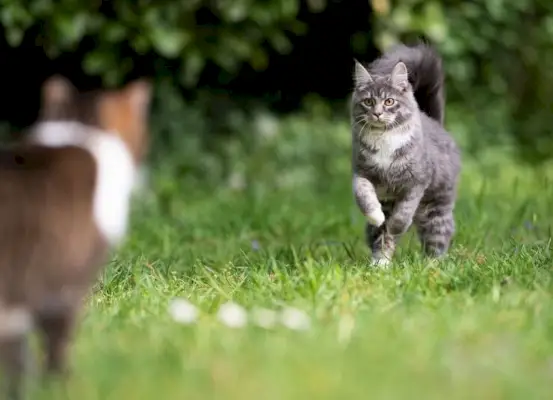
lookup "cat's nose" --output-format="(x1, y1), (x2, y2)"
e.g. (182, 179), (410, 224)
(373, 112), (382, 118)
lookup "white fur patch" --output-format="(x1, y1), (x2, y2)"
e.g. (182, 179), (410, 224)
(364, 129), (413, 170)
(30, 122), (136, 246)
(367, 207), (385, 227)
(0, 305), (32, 338)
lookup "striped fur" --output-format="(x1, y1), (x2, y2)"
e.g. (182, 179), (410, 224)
(351, 43), (461, 266)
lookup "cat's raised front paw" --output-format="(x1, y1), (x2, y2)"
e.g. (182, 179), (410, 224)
(366, 208), (385, 227)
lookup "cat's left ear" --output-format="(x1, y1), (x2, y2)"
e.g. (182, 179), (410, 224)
(40, 75), (76, 119)
(354, 59), (373, 86)
(391, 62), (409, 91)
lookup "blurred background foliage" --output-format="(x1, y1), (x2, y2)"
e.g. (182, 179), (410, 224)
(0, 0), (551, 185)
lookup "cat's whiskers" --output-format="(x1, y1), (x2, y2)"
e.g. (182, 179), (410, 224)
(353, 117), (367, 128)
(384, 119), (398, 130)
(354, 115), (370, 127)
(360, 120), (371, 136)
(352, 115), (370, 135)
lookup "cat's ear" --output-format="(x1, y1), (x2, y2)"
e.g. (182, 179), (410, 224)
(97, 79), (152, 137)
(41, 75), (75, 105)
(391, 62), (409, 91)
(122, 79), (152, 121)
(97, 79), (152, 163)
(354, 59), (373, 86)
(40, 75), (76, 119)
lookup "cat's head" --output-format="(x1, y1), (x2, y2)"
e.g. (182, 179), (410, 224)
(38, 76), (152, 164)
(351, 61), (417, 134)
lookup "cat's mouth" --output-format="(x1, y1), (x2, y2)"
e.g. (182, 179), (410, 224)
(368, 114), (389, 125)
(369, 120), (388, 129)
(355, 115), (391, 135)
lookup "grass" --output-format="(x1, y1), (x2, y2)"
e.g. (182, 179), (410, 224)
(34, 112), (553, 399)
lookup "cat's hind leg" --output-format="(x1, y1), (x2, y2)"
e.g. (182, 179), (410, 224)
(414, 200), (455, 258)
(0, 306), (33, 400)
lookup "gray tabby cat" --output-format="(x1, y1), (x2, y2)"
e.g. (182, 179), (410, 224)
(351, 43), (461, 267)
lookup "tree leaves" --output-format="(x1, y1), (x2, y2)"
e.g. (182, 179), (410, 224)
(149, 28), (190, 58)
(0, 0), (312, 86)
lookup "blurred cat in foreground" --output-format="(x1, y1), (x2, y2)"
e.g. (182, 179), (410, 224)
(0, 76), (151, 399)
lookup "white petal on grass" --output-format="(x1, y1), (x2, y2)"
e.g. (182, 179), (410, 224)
(337, 314), (355, 344)
(217, 301), (248, 328)
(228, 171), (246, 190)
(169, 298), (198, 325)
(251, 307), (278, 329)
(280, 307), (311, 331)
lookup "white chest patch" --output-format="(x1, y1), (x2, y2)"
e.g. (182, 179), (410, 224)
(30, 121), (136, 246)
(364, 129), (413, 170)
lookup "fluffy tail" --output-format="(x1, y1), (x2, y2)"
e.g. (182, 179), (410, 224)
(369, 43), (445, 125)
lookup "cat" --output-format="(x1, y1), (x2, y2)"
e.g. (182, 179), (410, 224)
(350, 43), (461, 267)
(0, 75), (151, 399)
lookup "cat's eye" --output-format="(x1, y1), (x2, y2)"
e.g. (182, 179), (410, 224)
(384, 98), (395, 106)
(363, 98), (375, 107)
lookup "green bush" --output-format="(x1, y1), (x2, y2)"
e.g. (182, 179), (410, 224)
(0, 0), (314, 86)
(2, 0), (553, 161)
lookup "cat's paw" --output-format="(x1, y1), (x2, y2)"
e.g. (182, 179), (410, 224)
(366, 208), (385, 227)
(371, 257), (391, 268)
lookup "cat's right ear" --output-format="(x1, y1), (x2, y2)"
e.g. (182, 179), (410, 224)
(354, 59), (373, 86)
(123, 79), (152, 122)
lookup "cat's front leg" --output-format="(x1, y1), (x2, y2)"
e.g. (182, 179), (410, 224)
(387, 185), (426, 235)
(352, 173), (384, 226)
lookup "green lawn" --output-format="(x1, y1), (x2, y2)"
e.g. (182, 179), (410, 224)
(35, 113), (553, 399)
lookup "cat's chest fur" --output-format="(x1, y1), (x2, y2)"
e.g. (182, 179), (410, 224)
(358, 129), (412, 170)
(356, 129), (416, 201)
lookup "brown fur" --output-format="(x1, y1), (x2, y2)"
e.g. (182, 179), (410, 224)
(0, 77), (151, 399)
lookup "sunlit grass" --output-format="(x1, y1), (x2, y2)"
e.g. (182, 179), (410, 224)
(34, 114), (553, 399)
